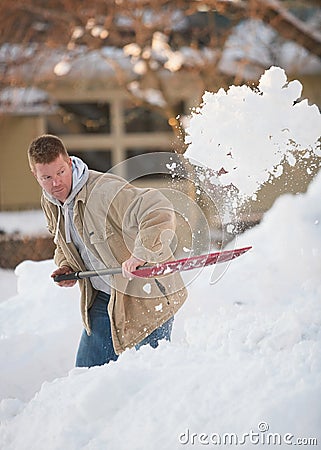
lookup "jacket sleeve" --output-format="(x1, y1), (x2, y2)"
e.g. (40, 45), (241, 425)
(110, 182), (176, 263)
(53, 243), (71, 269)
(41, 196), (71, 268)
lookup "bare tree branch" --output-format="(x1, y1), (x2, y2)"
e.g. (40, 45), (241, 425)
(187, 0), (321, 58)
(249, 0), (321, 58)
(0, 0), (320, 143)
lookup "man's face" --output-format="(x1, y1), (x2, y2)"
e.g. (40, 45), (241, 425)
(33, 154), (73, 203)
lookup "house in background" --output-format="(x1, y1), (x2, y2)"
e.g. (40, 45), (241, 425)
(0, 9), (320, 215)
(0, 47), (196, 210)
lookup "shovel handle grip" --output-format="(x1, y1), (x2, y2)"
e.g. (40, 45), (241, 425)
(53, 272), (80, 282)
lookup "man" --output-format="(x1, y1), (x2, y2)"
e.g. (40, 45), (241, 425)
(28, 134), (187, 367)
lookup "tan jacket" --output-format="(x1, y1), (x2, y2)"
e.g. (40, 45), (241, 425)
(41, 170), (188, 354)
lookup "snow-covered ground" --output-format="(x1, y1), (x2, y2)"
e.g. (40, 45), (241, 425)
(0, 67), (320, 449)
(1, 170), (320, 449)
(0, 269), (17, 301)
(0, 209), (47, 235)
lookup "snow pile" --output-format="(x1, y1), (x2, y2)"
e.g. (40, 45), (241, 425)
(0, 269), (17, 300)
(184, 66), (321, 202)
(0, 261), (81, 403)
(0, 169), (321, 449)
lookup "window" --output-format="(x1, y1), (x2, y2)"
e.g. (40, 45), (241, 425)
(124, 148), (182, 181)
(47, 102), (111, 135)
(69, 150), (112, 172)
(124, 103), (171, 133)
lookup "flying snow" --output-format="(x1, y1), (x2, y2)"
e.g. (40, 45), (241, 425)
(184, 66), (321, 201)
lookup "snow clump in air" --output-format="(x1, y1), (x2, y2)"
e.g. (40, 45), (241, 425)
(184, 66), (321, 203)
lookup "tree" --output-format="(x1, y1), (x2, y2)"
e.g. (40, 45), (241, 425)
(0, 0), (320, 150)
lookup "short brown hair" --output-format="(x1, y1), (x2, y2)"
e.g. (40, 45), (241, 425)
(28, 134), (69, 170)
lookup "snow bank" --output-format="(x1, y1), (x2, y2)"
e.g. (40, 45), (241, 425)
(0, 269), (17, 301)
(0, 260), (81, 403)
(1, 169), (321, 449)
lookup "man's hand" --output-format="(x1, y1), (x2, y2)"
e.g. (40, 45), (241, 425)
(51, 265), (77, 287)
(122, 256), (145, 279)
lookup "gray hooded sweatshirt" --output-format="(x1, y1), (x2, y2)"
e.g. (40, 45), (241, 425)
(44, 156), (111, 294)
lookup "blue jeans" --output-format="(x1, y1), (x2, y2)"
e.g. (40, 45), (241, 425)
(75, 291), (174, 368)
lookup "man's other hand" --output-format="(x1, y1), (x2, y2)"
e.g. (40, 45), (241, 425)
(51, 265), (77, 287)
